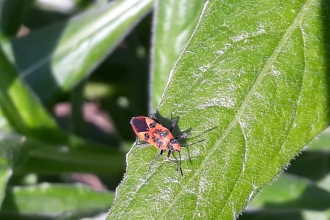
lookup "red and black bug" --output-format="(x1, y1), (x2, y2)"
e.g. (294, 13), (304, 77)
(130, 113), (204, 176)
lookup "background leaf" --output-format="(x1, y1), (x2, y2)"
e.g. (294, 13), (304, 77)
(0, 108), (11, 131)
(3, 0), (153, 102)
(241, 127), (330, 220)
(0, 47), (69, 143)
(1, 183), (114, 218)
(108, 0), (330, 218)
(150, 0), (205, 110)
(0, 130), (125, 209)
(0, 0), (32, 37)
(0, 131), (125, 174)
(247, 173), (330, 210)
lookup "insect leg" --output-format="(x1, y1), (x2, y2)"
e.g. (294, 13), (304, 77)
(168, 151), (183, 176)
(169, 113), (177, 131)
(149, 150), (164, 170)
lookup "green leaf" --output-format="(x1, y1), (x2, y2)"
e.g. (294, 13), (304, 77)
(244, 136), (330, 220)
(1, 183), (114, 217)
(307, 126), (330, 151)
(4, 0), (153, 101)
(0, 45), (120, 148)
(247, 173), (330, 210)
(242, 173), (330, 220)
(0, 108), (11, 131)
(108, 0), (329, 219)
(0, 46), (68, 144)
(151, 0), (205, 110)
(0, 156), (12, 208)
(0, 131), (124, 208)
(286, 150), (330, 184)
(0, 132), (125, 175)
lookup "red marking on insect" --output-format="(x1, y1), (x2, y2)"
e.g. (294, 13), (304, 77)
(130, 113), (205, 176)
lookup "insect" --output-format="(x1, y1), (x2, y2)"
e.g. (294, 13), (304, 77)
(130, 113), (204, 176)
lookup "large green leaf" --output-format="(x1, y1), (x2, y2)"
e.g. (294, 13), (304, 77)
(151, 0), (205, 109)
(1, 184), (114, 218)
(3, 0), (153, 102)
(108, 0), (329, 219)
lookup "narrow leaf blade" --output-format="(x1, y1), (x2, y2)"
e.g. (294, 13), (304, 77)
(151, 0), (205, 109)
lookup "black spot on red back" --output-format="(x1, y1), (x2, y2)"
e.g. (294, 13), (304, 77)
(149, 121), (157, 128)
(144, 133), (150, 141)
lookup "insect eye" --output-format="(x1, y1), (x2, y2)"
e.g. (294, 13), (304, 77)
(144, 133), (150, 141)
(149, 121), (156, 128)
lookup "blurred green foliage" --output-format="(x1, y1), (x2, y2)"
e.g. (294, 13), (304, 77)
(0, 0), (330, 219)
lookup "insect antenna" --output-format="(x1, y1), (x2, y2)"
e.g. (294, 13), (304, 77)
(182, 139), (205, 148)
